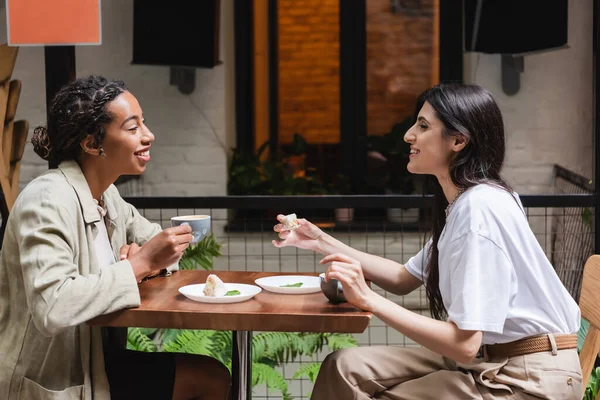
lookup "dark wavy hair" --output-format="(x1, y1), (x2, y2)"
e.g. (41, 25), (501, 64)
(31, 75), (128, 167)
(416, 83), (513, 321)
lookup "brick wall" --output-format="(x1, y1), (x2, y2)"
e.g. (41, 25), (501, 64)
(277, 0), (435, 142)
(366, 0), (434, 136)
(278, 0), (340, 145)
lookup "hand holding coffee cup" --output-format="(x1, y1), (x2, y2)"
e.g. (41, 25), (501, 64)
(171, 215), (211, 243)
(127, 224), (193, 280)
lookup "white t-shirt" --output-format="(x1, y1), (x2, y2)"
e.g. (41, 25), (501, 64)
(405, 184), (581, 344)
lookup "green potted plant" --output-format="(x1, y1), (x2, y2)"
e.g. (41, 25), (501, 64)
(228, 133), (326, 197)
(227, 133), (327, 228)
(366, 118), (424, 224)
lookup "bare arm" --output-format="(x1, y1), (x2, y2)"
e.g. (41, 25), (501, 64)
(370, 295), (482, 363)
(316, 233), (422, 295)
(323, 253), (483, 363)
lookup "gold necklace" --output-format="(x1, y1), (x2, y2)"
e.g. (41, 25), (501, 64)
(445, 187), (466, 218)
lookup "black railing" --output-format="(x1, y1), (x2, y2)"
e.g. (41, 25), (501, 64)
(124, 190), (595, 305)
(552, 165), (595, 301)
(124, 193), (595, 209)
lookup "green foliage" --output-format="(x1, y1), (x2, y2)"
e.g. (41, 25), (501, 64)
(583, 367), (600, 400)
(366, 118), (419, 195)
(583, 207), (593, 227)
(325, 333), (358, 351)
(227, 133), (327, 196)
(293, 362), (321, 383)
(179, 233), (222, 271)
(162, 329), (216, 356)
(252, 363), (292, 400)
(578, 318), (590, 353)
(127, 327), (157, 352)
(127, 328), (357, 398)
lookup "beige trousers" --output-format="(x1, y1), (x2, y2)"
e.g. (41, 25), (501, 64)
(311, 345), (582, 399)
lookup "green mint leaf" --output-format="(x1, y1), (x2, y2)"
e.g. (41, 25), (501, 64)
(225, 290), (241, 296)
(280, 282), (303, 288)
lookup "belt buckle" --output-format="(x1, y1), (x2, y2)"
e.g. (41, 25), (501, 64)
(476, 346), (485, 359)
(476, 345), (490, 361)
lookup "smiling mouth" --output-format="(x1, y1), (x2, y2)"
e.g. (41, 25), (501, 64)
(135, 150), (150, 157)
(410, 149), (420, 155)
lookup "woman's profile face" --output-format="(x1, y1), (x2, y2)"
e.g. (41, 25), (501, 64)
(99, 91), (155, 176)
(403, 101), (457, 178)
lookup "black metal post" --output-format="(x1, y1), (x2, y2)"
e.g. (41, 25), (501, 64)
(234, 0), (255, 153)
(438, 0), (463, 83)
(594, 0), (600, 254)
(339, 0), (367, 193)
(230, 330), (252, 400)
(44, 46), (76, 168)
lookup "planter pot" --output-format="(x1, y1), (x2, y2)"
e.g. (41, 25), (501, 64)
(335, 208), (354, 223)
(387, 207), (419, 224)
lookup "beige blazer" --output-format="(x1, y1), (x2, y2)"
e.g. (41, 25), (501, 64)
(0, 160), (164, 399)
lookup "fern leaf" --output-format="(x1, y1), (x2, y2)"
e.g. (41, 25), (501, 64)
(211, 330), (233, 365)
(179, 234), (222, 270)
(154, 329), (182, 351)
(163, 330), (214, 356)
(252, 332), (305, 364)
(326, 333), (358, 351)
(138, 327), (158, 336)
(292, 362), (322, 383)
(179, 256), (196, 271)
(252, 362), (292, 399)
(127, 327), (157, 352)
(299, 333), (327, 355)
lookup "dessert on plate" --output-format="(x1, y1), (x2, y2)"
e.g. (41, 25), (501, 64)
(203, 274), (227, 297)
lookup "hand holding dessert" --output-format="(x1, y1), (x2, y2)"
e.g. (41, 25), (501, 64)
(272, 213), (325, 252)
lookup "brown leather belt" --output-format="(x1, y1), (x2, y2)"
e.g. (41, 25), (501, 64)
(482, 334), (578, 358)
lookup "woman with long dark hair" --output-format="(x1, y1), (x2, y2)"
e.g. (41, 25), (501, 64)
(0, 75), (230, 399)
(273, 83), (582, 399)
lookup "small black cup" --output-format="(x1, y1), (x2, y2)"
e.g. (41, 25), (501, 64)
(319, 273), (347, 304)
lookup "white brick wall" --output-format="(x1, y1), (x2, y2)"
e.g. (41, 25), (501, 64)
(0, 0), (233, 196)
(464, 0), (594, 194)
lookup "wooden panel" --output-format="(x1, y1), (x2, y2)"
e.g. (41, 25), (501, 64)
(580, 255), (600, 328)
(579, 255), (600, 391)
(3, 80), (21, 173)
(253, 0), (270, 151)
(88, 271), (371, 333)
(580, 325), (600, 390)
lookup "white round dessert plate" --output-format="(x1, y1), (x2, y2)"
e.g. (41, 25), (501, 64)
(254, 275), (321, 294)
(178, 283), (262, 304)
